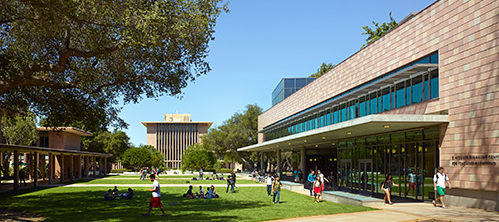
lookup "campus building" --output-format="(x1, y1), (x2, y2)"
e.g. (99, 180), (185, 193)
(142, 114), (212, 168)
(238, 0), (498, 211)
(272, 78), (316, 106)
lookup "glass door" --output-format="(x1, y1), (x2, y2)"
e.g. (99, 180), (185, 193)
(359, 159), (373, 194)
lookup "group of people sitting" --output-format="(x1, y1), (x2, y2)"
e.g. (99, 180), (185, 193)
(104, 186), (134, 200)
(191, 174), (225, 181)
(183, 185), (220, 199)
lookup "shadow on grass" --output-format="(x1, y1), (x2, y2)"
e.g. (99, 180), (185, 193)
(0, 189), (266, 222)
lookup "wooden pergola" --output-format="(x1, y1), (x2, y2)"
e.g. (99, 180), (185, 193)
(0, 143), (112, 190)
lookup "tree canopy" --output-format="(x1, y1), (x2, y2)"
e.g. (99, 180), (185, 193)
(201, 104), (262, 169)
(309, 62), (334, 78)
(81, 130), (131, 162)
(361, 12), (398, 48)
(0, 0), (228, 129)
(181, 143), (216, 171)
(122, 145), (164, 170)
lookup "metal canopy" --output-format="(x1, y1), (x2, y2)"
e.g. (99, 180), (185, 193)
(0, 143), (112, 157)
(239, 114), (448, 152)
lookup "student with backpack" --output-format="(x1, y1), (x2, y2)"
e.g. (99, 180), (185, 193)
(433, 167), (451, 208)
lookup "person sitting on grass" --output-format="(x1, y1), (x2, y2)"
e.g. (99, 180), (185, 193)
(104, 189), (113, 200)
(122, 188), (134, 199)
(210, 185), (219, 198)
(183, 185), (195, 199)
(205, 187), (214, 199)
(112, 186), (120, 199)
(197, 186), (205, 199)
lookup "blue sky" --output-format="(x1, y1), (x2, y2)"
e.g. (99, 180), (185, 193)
(119, 0), (435, 146)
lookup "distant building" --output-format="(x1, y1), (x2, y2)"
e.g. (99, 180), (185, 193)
(142, 114), (212, 168)
(272, 78), (315, 106)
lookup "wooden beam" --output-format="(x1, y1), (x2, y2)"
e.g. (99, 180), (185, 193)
(34, 152), (38, 187)
(99, 157), (103, 176)
(28, 153), (33, 181)
(41, 154), (46, 181)
(13, 150), (19, 190)
(77, 155), (82, 179)
(84, 156), (89, 177)
(48, 153), (53, 184)
(92, 156), (96, 177)
(104, 158), (107, 175)
(70, 155), (74, 181)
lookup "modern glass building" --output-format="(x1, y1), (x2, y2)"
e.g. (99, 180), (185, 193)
(272, 78), (316, 106)
(238, 0), (498, 211)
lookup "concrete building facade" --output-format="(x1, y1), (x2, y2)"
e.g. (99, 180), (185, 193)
(239, 0), (498, 211)
(143, 114), (212, 168)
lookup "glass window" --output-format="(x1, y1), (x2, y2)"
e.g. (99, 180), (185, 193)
(391, 87), (396, 109)
(424, 75), (430, 100)
(430, 71), (439, 99)
(406, 80), (412, 105)
(382, 88), (390, 112)
(284, 88), (293, 98)
(341, 104), (347, 122)
(349, 101), (356, 120)
(333, 107), (339, 124)
(430, 52), (438, 64)
(412, 76), (422, 103)
(284, 79), (295, 88)
(378, 92), (383, 113)
(396, 82), (405, 108)
(326, 112), (331, 125)
(296, 78), (306, 88)
(370, 93), (377, 114)
(359, 97), (366, 117)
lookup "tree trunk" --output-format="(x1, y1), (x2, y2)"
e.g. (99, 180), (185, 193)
(2, 152), (11, 178)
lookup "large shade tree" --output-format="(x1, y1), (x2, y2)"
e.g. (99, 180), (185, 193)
(202, 104), (262, 169)
(0, 0), (228, 128)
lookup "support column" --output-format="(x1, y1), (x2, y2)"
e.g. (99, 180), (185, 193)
(77, 155), (82, 179)
(60, 154), (64, 183)
(29, 152), (33, 181)
(300, 147), (306, 177)
(276, 149), (281, 177)
(34, 152), (38, 187)
(13, 150), (19, 190)
(84, 156), (89, 177)
(99, 157), (103, 176)
(69, 155), (74, 181)
(48, 153), (53, 184)
(92, 156), (96, 177)
(260, 152), (264, 173)
(104, 158), (107, 175)
(41, 154), (46, 181)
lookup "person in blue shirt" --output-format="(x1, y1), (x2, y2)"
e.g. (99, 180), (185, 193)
(307, 170), (316, 196)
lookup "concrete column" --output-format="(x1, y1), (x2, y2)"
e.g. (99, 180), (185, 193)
(92, 156), (96, 177)
(277, 149), (281, 177)
(60, 154), (64, 183)
(99, 157), (103, 176)
(69, 155), (74, 181)
(41, 154), (46, 181)
(260, 152), (264, 173)
(300, 147), (306, 176)
(103, 158), (107, 175)
(28, 152), (33, 181)
(34, 152), (38, 187)
(13, 150), (19, 190)
(48, 153), (53, 184)
(84, 156), (89, 177)
(77, 155), (82, 179)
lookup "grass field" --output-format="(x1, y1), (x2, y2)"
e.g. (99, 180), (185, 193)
(0, 186), (374, 221)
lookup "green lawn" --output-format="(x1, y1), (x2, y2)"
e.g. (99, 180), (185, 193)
(0, 186), (374, 221)
(107, 175), (230, 179)
(73, 178), (258, 185)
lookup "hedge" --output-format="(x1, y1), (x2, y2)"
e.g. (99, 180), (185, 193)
(110, 169), (130, 173)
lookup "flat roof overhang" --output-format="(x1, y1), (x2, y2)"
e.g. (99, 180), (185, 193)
(141, 121), (213, 128)
(238, 114), (448, 152)
(0, 144), (112, 157)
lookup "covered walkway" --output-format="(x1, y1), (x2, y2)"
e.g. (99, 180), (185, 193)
(0, 144), (111, 190)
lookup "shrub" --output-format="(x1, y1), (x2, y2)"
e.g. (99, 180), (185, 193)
(110, 169), (130, 173)
(218, 168), (232, 173)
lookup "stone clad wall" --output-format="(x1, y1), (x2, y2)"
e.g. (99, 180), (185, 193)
(259, 0), (498, 193)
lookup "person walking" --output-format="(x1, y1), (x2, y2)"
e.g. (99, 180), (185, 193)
(265, 173), (273, 197)
(307, 170), (316, 196)
(381, 173), (398, 205)
(143, 174), (166, 217)
(313, 176), (322, 203)
(433, 167), (451, 208)
(272, 176), (282, 204)
(226, 173), (232, 193)
(407, 169), (416, 195)
(317, 170), (328, 198)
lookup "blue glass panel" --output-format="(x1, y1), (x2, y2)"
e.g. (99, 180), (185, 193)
(359, 101), (366, 117)
(296, 79), (306, 88)
(430, 53), (439, 64)
(378, 96), (383, 113)
(284, 79), (295, 88)
(406, 85), (412, 105)
(396, 87), (405, 108)
(431, 75), (439, 99)
(415, 56), (429, 64)
(326, 113), (331, 125)
(412, 76), (422, 103)
(424, 78), (429, 100)
(370, 97), (377, 114)
(341, 108), (346, 122)
(383, 92), (390, 112)
(349, 105), (356, 120)
(333, 110), (339, 124)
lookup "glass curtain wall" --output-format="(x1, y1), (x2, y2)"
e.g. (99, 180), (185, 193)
(336, 126), (440, 201)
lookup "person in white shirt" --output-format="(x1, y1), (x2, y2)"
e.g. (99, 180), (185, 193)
(433, 167), (451, 208)
(265, 173), (273, 197)
(143, 174), (166, 217)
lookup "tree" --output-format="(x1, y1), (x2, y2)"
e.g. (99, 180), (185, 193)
(181, 143), (216, 171)
(202, 104), (262, 169)
(0, 114), (38, 178)
(310, 62), (334, 78)
(81, 130), (131, 162)
(0, 0), (228, 129)
(121, 145), (164, 171)
(361, 12), (398, 48)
